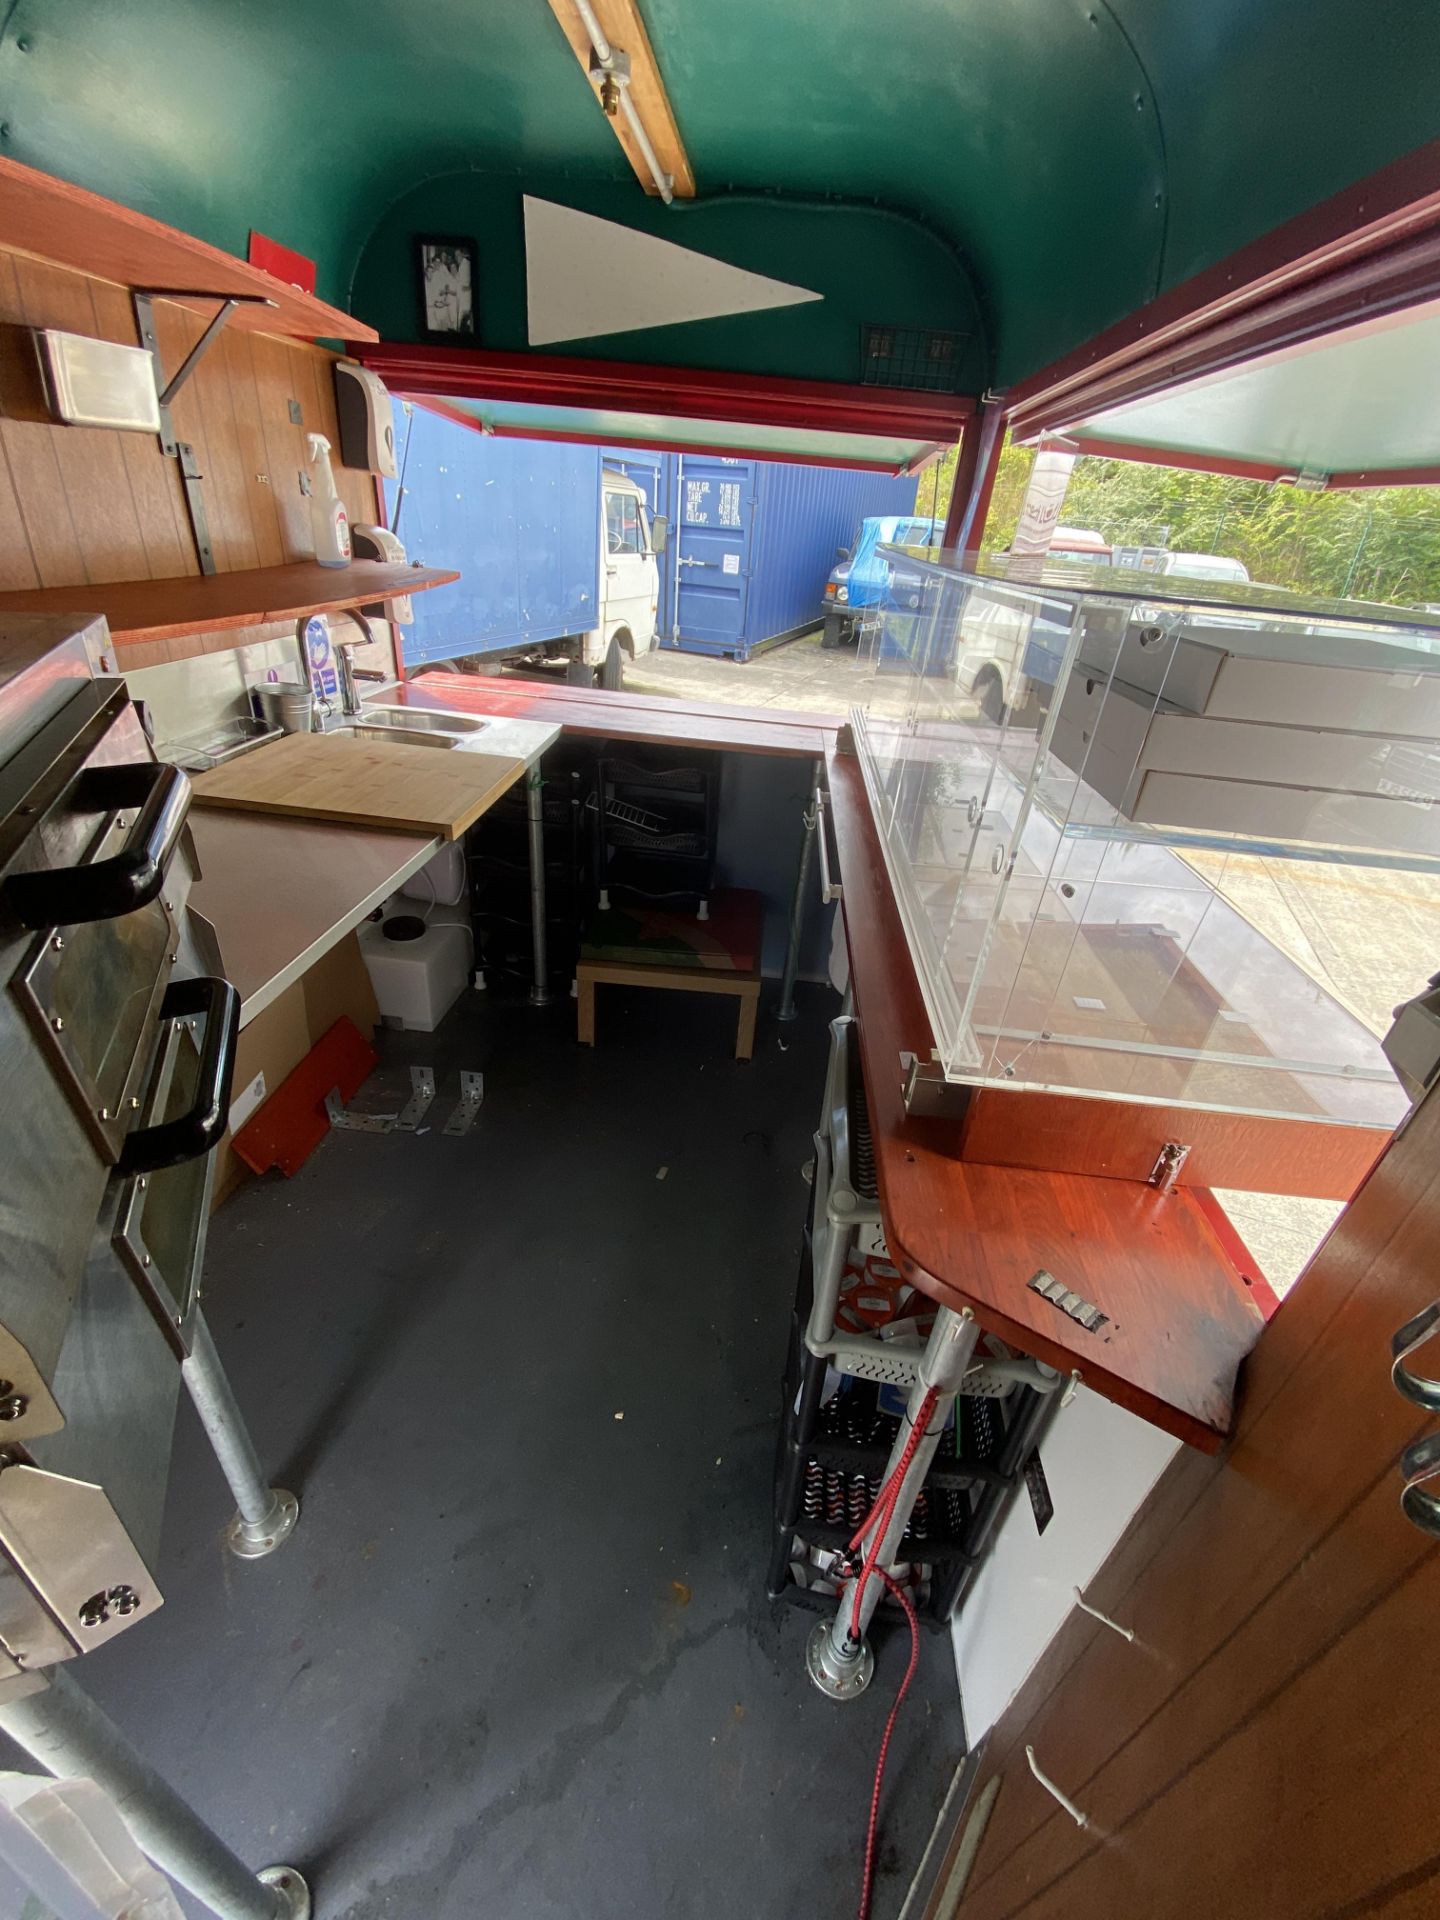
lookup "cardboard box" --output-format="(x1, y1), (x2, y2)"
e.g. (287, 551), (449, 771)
(210, 929), (380, 1210)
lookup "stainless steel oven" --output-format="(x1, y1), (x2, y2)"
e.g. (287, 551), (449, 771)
(0, 614), (240, 1687)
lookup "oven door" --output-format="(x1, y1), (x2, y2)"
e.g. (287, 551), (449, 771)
(5, 685), (193, 1166)
(112, 973), (241, 1357)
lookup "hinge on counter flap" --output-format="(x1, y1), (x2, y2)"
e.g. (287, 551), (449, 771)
(1148, 1140), (1191, 1192)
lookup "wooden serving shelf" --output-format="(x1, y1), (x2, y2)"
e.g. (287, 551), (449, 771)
(0, 561), (459, 652)
(0, 154), (376, 342)
(826, 745), (1268, 1453)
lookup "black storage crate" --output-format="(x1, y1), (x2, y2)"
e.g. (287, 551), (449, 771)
(767, 1207), (1055, 1631)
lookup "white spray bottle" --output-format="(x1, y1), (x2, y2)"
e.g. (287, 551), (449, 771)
(306, 433), (351, 567)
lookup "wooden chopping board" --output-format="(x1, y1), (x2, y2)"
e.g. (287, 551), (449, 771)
(189, 731), (526, 840)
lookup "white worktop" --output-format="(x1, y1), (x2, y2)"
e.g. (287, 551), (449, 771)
(188, 711), (559, 1024)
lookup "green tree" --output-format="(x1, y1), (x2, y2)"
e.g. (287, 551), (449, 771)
(990, 443), (1440, 606)
(919, 436), (1440, 606)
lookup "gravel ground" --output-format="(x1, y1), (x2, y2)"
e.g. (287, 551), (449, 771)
(623, 630), (1436, 1297)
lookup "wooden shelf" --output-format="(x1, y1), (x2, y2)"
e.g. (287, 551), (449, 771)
(0, 560), (459, 650)
(825, 747), (1266, 1454)
(0, 155), (377, 342)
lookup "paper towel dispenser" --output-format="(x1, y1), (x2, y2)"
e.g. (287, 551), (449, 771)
(334, 361), (399, 478)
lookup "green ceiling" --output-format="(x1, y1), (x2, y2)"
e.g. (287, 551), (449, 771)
(351, 176), (986, 390)
(3, 0), (1438, 387)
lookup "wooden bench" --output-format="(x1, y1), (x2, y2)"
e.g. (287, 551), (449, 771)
(576, 959), (760, 1059)
(575, 886), (762, 1061)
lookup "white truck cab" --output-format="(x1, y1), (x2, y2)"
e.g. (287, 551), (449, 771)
(574, 472), (662, 689)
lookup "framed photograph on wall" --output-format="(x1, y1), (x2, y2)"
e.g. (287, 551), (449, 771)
(415, 235), (477, 340)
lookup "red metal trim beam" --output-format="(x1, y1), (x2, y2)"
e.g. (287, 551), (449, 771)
(1329, 463), (1440, 489)
(1064, 435), (1293, 483)
(357, 342), (974, 442)
(1007, 139), (1440, 443)
(942, 398), (1005, 549)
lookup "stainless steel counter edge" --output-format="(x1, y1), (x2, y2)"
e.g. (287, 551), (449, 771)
(234, 831), (444, 1028)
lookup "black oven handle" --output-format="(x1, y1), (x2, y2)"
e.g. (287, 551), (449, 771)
(7, 761), (192, 931)
(118, 975), (242, 1175)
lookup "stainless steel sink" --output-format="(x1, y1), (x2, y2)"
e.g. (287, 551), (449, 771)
(349, 721), (459, 749)
(358, 707), (488, 734)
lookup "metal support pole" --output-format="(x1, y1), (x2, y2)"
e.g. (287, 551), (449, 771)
(807, 1307), (979, 1700)
(777, 758), (823, 1027)
(526, 763), (552, 1007)
(941, 397), (1007, 554)
(181, 1313), (298, 1561)
(0, 1667), (310, 1919)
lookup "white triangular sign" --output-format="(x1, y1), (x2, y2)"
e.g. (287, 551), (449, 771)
(524, 197), (822, 347)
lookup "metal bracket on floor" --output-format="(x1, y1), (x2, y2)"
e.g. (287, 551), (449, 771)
(443, 1070), (484, 1136)
(325, 1088), (391, 1134)
(325, 1066), (436, 1135)
(396, 1066), (436, 1132)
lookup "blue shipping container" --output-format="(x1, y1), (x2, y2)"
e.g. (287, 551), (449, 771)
(606, 451), (918, 661)
(390, 403), (919, 668)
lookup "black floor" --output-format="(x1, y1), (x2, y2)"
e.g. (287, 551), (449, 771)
(7, 983), (965, 1920)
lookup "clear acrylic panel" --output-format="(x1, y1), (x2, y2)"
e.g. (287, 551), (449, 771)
(850, 550), (1440, 1127)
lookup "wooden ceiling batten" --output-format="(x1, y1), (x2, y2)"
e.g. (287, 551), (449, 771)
(545, 0), (696, 199)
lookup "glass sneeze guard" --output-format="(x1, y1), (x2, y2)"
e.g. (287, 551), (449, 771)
(848, 549), (1440, 1131)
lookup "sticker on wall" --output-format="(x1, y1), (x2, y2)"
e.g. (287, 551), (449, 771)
(301, 614), (339, 706)
(523, 197), (821, 347)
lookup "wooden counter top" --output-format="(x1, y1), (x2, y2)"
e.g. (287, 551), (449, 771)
(826, 745), (1264, 1453)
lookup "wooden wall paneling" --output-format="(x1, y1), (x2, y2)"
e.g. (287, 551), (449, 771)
(248, 334), (313, 557)
(953, 1086), (1440, 1920)
(218, 329), (285, 568)
(963, 1082), (1440, 1881)
(989, 1563), (1436, 1920)
(962, 1146), (1440, 1894)
(84, 280), (193, 581)
(155, 302), (259, 574)
(1351, 1871), (1440, 1920)
(5, 261), (144, 584)
(9, 258), (152, 585)
(0, 238), (388, 696)
(0, 253), (85, 586)
(942, 1450), (1218, 1884)
(964, 1467), (1434, 1915)
(0, 434), (38, 589)
(192, 310), (263, 573)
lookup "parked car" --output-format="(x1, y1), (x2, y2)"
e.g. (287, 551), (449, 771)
(954, 527), (1113, 722)
(821, 513), (945, 647)
(1157, 550), (1251, 584)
